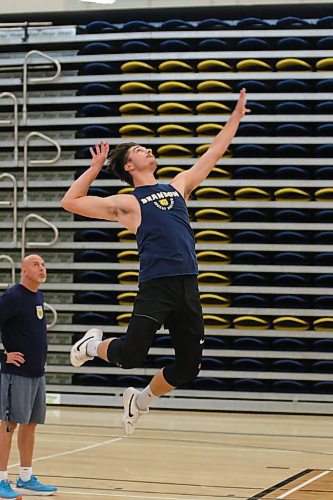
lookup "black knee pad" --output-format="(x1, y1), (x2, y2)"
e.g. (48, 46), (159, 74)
(164, 360), (201, 387)
(107, 314), (159, 369)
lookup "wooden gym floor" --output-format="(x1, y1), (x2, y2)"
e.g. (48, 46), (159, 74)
(4, 406), (333, 499)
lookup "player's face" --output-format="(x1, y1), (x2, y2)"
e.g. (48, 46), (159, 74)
(126, 145), (157, 171)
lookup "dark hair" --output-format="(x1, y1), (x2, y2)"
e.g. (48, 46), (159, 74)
(106, 142), (138, 187)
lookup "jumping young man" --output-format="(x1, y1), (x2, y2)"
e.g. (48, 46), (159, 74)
(61, 88), (249, 435)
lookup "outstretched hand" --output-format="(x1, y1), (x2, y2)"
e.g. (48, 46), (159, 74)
(89, 142), (110, 170)
(6, 351), (25, 367)
(234, 88), (251, 118)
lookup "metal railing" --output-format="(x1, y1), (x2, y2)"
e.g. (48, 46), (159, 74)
(0, 92), (18, 164)
(23, 131), (61, 205)
(21, 213), (59, 260)
(0, 173), (17, 245)
(23, 50), (61, 124)
(0, 254), (15, 288)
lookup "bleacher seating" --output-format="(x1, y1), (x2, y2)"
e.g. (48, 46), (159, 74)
(0, 9), (333, 413)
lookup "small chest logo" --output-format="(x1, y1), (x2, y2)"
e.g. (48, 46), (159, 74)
(154, 198), (174, 210)
(36, 305), (44, 320)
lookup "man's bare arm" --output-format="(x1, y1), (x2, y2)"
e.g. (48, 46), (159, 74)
(171, 89), (250, 198)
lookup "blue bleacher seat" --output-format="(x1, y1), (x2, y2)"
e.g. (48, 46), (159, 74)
(73, 312), (112, 324)
(154, 335), (172, 347)
(316, 37), (333, 50)
(198, 39), (231, 50)
(75, 250), (113, 262)
(197, 18), (230, 29)
(79, 62), (115, 75)
(272, 359), (308, 372)
(315, 167), (333, 179)
(74, 291), (113, 304)
(232, 358), (268, 371)
(275, 79), (311, 92)
(233, 231), (270, 244)
(315, 124), (333, 136)
(233, 273), (267, 286)
(275, 124), (310, 136)
(276, 37), (312, 50)
(193, 377), (228, 390)
(275, 166), (309, 179)
(314, 232), (333, 245)
(315, 79), (333, 92)
(237, 38), (271, 50)
(272, 380), (309, 393)
(159, 39), (192, 51)
(204, 336), (228, 349)
(233, 209), (268, 222)
(315, 210), (333, 222)
(313, 296), (333, 309)
(314, 274), (333, 287)
(273, 231), (309, 244)
(272, 338), (308, 351)
(232, 337), (268, 350)
(314, 252), (333, 265)
(273, 273), (309, 286)
(234, 144), (270, 157)
(233, 294), (269, 308)
(74, 271), (112, 283)
(79, 42), (115, 55)
(83, 20), (117, 33)
(232, 379), (269, 391)
(313, 339), (333, 352)
(233, 251), (270, 265)
(313, 381), (333, 394)
(237, 123), (268, 136)
(152, 356), (175, 368)
(316, 16), (333, 28)
(237, 17), (270, 29)
(273, 252), (310, 265)
(201, 357), (225, 369)
(161, 19), (194, 29)
(78, 125), (112, 138)
(246, 102), (270, 114)
(315, 145), (333, 158)
(236, 80), (270, 92)
(274, 145), (308, 158)
(117, 375), (147, 387)
(274, 209), (308, 222)
(315, 102), (333, 114)
(76, 374), (111, 386)
(312, 361), (333, 373)
(78, 83), (114, 95)
(272, 295), (310, 309)
(121, 40), (151, 52)
(234, 166), (270, 179)
(122, 20), (153, 31)
(275, 102), (311, 114)
(78, 103), (114, 117)
(276, 16), (310, 28)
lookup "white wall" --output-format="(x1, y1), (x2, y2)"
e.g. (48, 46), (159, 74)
(1, 0), (332, 15)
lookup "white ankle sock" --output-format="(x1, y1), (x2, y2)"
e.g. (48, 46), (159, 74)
(19, 466), (32, 482)
(136, 385), (158, 411)
(86, 340), (102, 357)
(0, 470), (8, 481)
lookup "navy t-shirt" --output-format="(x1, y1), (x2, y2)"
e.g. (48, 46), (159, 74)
(132, 183), (198, 282)
(0, 283), (47, 377)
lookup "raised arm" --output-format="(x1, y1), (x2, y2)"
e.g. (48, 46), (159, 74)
(171, 88), (250, 198)
(61, 142), (119, 220)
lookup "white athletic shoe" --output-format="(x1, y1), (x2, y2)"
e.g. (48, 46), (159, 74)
(122, 387), (149, 436)
(70, 328), (103, 367)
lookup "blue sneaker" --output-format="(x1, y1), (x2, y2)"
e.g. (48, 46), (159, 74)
(15, 476), (57, 496)
(0, 479), (21, 499)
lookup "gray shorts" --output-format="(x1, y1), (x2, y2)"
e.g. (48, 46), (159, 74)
(0, 373), (46, 424)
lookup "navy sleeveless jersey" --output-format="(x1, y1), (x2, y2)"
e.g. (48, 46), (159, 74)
(132, 183), (198, 282)
(0, 283), (47, 377)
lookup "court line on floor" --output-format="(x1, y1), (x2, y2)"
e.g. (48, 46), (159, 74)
(7, 436), (124, 468)
(277, 467), (333, 499)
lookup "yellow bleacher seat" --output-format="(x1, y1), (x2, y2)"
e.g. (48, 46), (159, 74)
(315, 188), (333, 201)
(118, 187), (134, 194)
(196, 144), (210, 155)
(316, 58), (333, 70)
(116, 313), (132, 326)
(158, 60), (194, 72)
(236, 59), (273, 71)
(197, 60), (232, 72)
(121, 61), (155, 72)
(233, 315), (270, 329)
(275, 58), (312, 71)
(157, 144), (192, 157)
(198, 272), (230, 285)
(197, 80), (232, 92)
(196, 123), (223, 136)
(196, 250), (231, 264)
(117, 271), (139, 284)
(235, 187), (271, 201)
(119, 102), (155, 115)
(195, 187), (232, 199)
(313, 318), (333, 331)
(158, 81), (194, 92)
(194, 208), (231, 221)
(157, 124), (193, 136)
(203, 314), (230, 328)
(273, 316), (310, 330)
(210, 166), (231, 178)
(274, 187), (311, 201)
(119, 124), (155, 137)
(119, 82), (154, 93)
(196, 102), (231, 114)
(200, 293), (230, 307)
(117, 292), (137, 305)
(156, 166), (184, 177)
(117, 250), (139, 262)
(117, 229), (136, 241)
(157, 102), (193, 114)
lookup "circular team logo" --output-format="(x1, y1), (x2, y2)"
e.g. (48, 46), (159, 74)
(154, 198), (174, 210)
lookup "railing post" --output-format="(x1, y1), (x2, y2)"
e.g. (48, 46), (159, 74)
(0, 92), (18, 164)
(21, 213), (59, 260)
(0, 173), (17, 246)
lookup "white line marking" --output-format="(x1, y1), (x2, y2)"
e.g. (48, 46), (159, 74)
(8, 436), (124, 468)
(277, 468), (333, 498)
(60, 490), (185, 499)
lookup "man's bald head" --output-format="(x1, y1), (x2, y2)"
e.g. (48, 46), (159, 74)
(21, 254), (46, 290)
